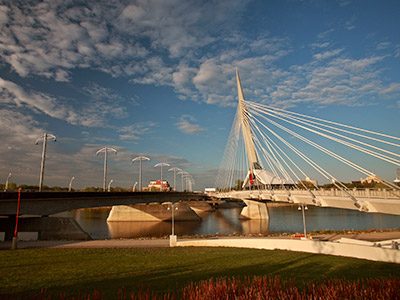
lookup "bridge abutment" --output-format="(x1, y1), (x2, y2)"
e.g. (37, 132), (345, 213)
(240, 199), (269, 220)
(107, 202), (203, 222)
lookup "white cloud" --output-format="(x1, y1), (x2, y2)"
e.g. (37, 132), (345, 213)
(0, 1), (398, 114)
(0, 5), (9, 25)
(0, 77), (133, 128)
(176, 115), (204, 134)
(313, 49), (343, 61)
(267, 55), (398, 107)
(118, 122), (157, 141)
(380, 83), (400, 95)
(0, 76), (79, 122)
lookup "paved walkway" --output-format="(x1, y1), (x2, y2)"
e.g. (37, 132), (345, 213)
(0, 239), (169, 249)
(1, 231), (399, 250)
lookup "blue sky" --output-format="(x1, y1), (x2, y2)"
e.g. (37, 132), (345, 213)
(0, 0), (399, 189)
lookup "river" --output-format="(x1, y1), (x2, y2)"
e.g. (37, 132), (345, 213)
(64, 204), (400, 239)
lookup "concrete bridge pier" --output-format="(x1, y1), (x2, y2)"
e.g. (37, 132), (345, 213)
(240, 199), (269, 220)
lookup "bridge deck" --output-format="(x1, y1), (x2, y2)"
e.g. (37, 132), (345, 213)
(212, 188), (400, 216)
(0, 191), (207, 216)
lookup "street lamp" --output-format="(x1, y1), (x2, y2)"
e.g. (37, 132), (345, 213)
(154, 162), (170, 191)
(96, 147), (117, 191)
(107, 179), (114, 192)
(168, 167), (182, 191)
(68, 176), (75, 192)
(181, 172), (194, 192)
(187, 177), (195, 192)
(4, 172), (11, 192)
(167, 202), (179, 247)
(298, 204), (308, 239)
(177, 170), (188, 192)
(132, 156), (150, 191)
(35, 133), (56, 192)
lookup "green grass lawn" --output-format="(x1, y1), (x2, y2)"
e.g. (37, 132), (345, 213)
(0, 247), (399, 297)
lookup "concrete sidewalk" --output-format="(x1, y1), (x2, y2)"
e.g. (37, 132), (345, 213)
(0, 239), (169, 249)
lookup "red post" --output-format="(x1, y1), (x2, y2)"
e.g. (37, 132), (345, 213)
(11, 188), (21, 250)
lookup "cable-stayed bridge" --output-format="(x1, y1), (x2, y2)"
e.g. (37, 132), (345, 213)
(211, 69), (400, 218)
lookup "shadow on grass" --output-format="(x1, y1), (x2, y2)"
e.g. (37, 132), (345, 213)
(1, 247), (399, 298)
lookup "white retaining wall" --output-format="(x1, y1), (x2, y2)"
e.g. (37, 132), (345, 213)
(177, 238), (400, 264)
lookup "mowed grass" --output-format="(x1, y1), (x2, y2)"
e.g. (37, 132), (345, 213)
(0, 247), (399, 297)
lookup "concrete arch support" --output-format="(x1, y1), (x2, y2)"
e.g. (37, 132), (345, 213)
(240, 199), (269, 220)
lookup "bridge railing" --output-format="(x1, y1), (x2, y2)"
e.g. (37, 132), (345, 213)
(311, 188), (400, 199)
(213, 188), (400, 200)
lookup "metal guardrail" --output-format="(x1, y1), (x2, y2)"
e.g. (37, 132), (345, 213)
(212, 188), (400, 200)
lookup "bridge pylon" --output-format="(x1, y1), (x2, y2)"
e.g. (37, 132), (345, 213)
(236, 69), (289, 190)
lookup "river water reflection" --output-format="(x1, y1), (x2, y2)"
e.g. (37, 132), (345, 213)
(69, 205), (400, 240)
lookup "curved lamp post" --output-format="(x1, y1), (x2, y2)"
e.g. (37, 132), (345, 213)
(298, 204), (308, 239)
(132, 181), (138, 192)
(35, 133), (56, 192)
(168, 167), (182, 191)
(4, 172), (12, 192)
(107, 179), (114, 192)
(183, 174), (194, 192)
(177, 170), (188, 192)
(132, 156), (150, 191)
(154, 162), (170, 191)
(68, 176), (75, 192)
(96, 147), (117, 191)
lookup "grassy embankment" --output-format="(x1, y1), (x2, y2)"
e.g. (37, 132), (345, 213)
(0, 247), (399, 297)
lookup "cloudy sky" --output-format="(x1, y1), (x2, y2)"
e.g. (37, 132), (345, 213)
(0, 0), (399, 189)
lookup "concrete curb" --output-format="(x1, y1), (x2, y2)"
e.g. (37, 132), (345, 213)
(177, 238), (400, 264)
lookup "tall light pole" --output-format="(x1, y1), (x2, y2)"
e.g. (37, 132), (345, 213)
(187, 177), (195, 192)
(96, 147), (117, 191)
(183, 174), (194, 192)
(68, 176), (75, 192)
(107, 179), (113, 192)
(4, 172), (12, 192)
(132, 156), (150, 191)
(298, 204), (308, 239)
(167, 202), (179, 247)
(154, 162), (170, 191)
(177, 170), (188, 192)
(35, 133), (56, 192)
(168, 167), (182, 191)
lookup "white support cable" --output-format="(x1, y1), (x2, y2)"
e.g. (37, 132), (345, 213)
(250, 103), (400, 192)
(252, 103), (400, 156)
(250, 107), (400, 191)
(253, 133), (282, 178)
(248, 103), (400, 165)
(251, 105), (381, 176)
(249, 114), (313, 190)
(216, 111), (242, 190)
(250, 117), (293, 181)
(251, 110), (332, 180)
(249, 101), (400, 145)
(255, 115), (353, 194)
(250, 112), (325, 190)
(250, 108), (352, 188)
(252, 134), (279, 177)
(228, 123), (241, 189)
(251, 105), (400, 192)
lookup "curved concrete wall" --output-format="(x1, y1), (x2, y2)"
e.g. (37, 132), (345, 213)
(177, 238), (400, 264)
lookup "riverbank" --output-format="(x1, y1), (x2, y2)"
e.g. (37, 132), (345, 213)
(1, 229), (399, 250)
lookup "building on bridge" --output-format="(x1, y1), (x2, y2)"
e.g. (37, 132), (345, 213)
(361, 175), (382, 184)
(144, 180), (171, 192)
